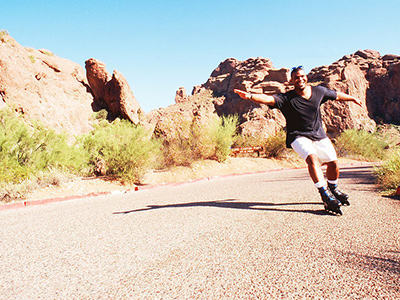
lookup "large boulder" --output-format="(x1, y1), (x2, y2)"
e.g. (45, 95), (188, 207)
(309, 61), (375, 136)
(0, 32), (94, 135)
(367, 60), (400, 124)
(175, 87), (189, 104)
(308, 49), (400, 134)
(85, 58), (143, 124)
(194, 57), (289, 138)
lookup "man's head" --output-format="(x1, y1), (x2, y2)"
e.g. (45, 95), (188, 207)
(290, 66), (308, 91)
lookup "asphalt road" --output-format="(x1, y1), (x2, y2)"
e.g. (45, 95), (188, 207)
(1, 164), (399, 299)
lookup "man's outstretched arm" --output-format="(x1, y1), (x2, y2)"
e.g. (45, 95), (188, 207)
(336, 92), (363, 107)
(234, 89), (275, 106)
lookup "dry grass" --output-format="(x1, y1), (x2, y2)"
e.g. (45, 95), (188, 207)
(0, 170), (73, 203)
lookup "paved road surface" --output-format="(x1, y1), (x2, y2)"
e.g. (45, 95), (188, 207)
(1, 164), (399, 299)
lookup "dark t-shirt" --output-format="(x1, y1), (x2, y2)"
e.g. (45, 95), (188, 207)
(272, 85), (337, 148)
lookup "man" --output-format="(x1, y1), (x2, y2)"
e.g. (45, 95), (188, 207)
(234, 66), (363, 215)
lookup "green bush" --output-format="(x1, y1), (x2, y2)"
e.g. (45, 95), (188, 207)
(160, 115), (238, 166)
(263, 130), (287, 158)
(157, 116), (199, 167)
(80, 118), (161, 183)
(374, 150), (400, 192)
(335, 129), (388, 161)
(212, 115), (238, 162)
(0, 109), (89, 183)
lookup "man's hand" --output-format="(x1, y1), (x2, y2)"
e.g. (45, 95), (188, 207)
(352, 98), (363, 107)
(234, 89), (275, 106)
(234, 89), (251, 100)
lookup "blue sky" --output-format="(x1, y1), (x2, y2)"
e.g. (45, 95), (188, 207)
(2, 0), (399, 112)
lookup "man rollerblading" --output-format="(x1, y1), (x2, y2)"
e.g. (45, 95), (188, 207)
(234, 66), (362, 214)
(328, 182), (350, 206)
(319, 186), (342, 215)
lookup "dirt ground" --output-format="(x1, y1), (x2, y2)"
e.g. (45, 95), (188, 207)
(23, 156), (365, 203)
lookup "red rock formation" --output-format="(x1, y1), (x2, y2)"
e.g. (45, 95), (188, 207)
(191, 50), (400, 139)
(193, 57), (289, 138)
(308, 49), (400, 134)
(85, 58), (143, 124)
(148, 90), (219, 143)
(0, 33), (94, 135)
(367, 58), (400, 124)
(2, 31), (398, 144)
(175, 87), (189, 104)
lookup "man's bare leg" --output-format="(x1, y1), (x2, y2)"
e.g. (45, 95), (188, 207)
(305, 154), (324, 184)
(326, 160), (339, 181)
(306, 154), (342, 214)
(326, 160), (350, 205)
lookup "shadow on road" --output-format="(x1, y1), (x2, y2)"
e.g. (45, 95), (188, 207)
(341, 251), (400, 276)
(338, 165), (375, 181)
(383, 195), (400, 201)
(114, 198), (331, 216)
(114, 165), (376, 217)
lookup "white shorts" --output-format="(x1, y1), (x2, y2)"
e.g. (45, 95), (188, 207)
(291, 137), (337, 163)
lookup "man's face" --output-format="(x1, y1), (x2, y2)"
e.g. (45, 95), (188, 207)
(290, 69), (308, 90)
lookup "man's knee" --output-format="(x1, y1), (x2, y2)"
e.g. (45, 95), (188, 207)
(327, 160), (339, 169)
(306, 154), (319, 166)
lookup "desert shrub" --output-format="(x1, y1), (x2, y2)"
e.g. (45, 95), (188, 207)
(375, 124), (400, 148)
(0, 109), (89, 183)
(212, 115), (238, 162)
(158, 116), (200, 167)
(264, 130), (287, 158)
(0, 180), (36, 203)
(91, 109), (109, 121)
(160, 115), (238, 166)
(79, 118), (161, 183)
(374, 150), (400, 192)
(0, 170), (73, 203)
(335, 129), (388, 161)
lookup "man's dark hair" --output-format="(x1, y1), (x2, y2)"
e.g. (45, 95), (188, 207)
(290, 65), (304, 78)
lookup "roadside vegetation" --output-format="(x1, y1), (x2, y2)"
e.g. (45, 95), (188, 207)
(0, 109), (89, 202)
(158, 114), (238, 167)
(0, 108), (238, 202)
(1, 106), (399, 203)
(335, 129), (388, 161)
(335, 126), (400, 194)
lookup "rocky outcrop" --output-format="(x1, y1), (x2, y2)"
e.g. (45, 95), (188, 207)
(148, 90), (220, 142)
(308, 49), (400, 135)
(85, 58), (143, 124)
(193, 57), (290, 138)
(0, 32), (94, 135)
(195, 57), (290, 113)
(308, 62), (374, 136)
(189, 50), (400, 139)
(1, 31), (398, 143)
(175, 87), (189, 104)
(367, 57), (400, 124)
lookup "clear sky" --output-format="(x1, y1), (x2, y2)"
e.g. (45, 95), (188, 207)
(2, 0), (399, 112)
